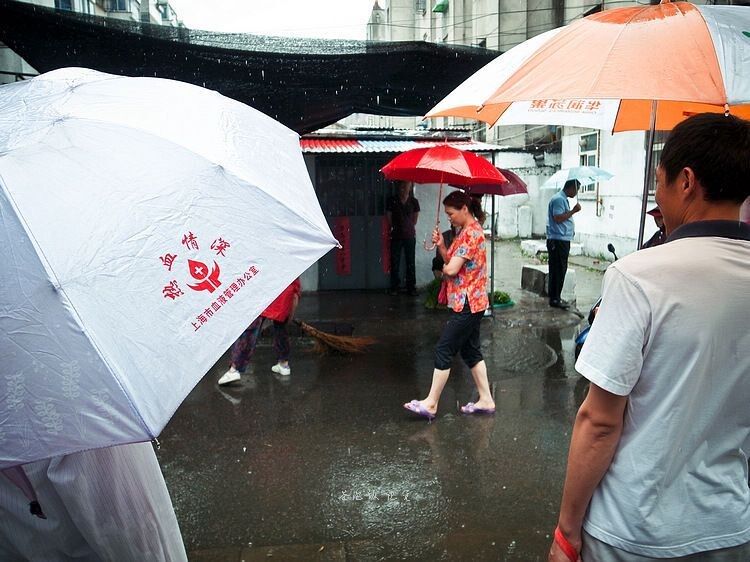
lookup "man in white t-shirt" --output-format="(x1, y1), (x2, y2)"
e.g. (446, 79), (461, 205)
(548, 113), (750, 562)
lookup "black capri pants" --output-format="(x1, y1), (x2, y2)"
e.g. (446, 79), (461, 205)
(434, 302), (485, 370)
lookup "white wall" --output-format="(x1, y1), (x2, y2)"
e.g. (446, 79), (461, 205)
(559, 128), (658, 258)
(481, 151), (558, 238)
(491, 151), (533, 238)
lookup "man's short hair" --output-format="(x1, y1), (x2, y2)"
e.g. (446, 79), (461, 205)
(660, 113), (750, 204)
(563, 179), (580, 193)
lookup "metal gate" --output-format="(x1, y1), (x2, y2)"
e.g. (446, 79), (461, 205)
(316, 155), (394, 290)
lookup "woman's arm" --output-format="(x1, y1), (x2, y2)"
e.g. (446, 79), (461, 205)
(442, 256), (467, 277)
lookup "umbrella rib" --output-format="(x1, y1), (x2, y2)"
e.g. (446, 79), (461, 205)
(0, 172), (155, 438)
(586, 7), (644, 99)
(38, 114), (337, 243)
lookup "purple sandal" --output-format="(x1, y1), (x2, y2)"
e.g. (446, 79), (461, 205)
(403, 400), (436, 421)
(460, 402), (496, 415)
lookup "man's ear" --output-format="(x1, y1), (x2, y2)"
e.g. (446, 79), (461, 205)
(680, 167), (700, 202)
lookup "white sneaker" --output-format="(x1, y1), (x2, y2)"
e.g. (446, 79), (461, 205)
(271, 363), (291, 376)
(218, 366), (241, 385)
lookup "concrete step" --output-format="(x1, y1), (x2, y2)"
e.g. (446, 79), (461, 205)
(521, 264), (576, 303)
(520, 239), (582, 256)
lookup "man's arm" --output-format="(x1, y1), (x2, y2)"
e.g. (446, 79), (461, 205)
(553, 203), (582, 223)
(549, 384), (627, 560)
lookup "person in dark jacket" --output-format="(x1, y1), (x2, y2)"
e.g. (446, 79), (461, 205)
(641, 206), (667, 249)
(386, 181), (420, 295)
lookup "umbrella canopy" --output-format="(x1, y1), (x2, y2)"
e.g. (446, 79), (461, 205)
(380, 145), (507, 186)
(458, 168), (527, 196)
(541, 166), (613, 190)
(0, 68), (338, 469)
(427, 1), (750, 132)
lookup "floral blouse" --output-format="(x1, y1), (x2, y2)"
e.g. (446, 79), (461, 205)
(445, 220), (488, 313)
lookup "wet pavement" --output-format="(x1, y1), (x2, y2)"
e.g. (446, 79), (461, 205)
(156, 240), (607, 561)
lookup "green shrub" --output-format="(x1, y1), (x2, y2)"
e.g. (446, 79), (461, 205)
(492, 290), (511, 305)
(424, 278), (442, 309)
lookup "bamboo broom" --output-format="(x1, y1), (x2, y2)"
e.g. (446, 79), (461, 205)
(294, 319), (376, 354)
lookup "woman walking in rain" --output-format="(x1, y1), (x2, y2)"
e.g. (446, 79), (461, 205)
(403, 190), (495, 420)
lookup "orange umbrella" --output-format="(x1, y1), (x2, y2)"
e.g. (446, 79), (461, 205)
(428, 1), (750, 132)
(426, 0), (750, 244)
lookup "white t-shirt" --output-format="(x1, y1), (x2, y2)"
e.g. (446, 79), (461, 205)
(576, 225), (750, 558)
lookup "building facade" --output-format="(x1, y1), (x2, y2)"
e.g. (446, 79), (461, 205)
(0, 0), (182, 85)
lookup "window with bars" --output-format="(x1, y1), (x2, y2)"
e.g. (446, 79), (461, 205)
(107, 0), (130, 11)
(578, 132), (599, 193)
(415, 0), (426, 14)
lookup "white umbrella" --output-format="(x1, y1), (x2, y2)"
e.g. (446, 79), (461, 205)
(0, 68), (338, 470)
(541, 166), (613, 190)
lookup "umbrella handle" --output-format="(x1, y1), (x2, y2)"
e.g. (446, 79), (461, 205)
(423, 175), (443, 252)
(423, 238), (436, 251)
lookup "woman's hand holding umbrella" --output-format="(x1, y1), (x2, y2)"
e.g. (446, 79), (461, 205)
(432, 227), (444, 248)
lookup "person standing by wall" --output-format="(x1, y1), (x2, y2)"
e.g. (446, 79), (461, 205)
(403, 190), (495, 420)
(548, 113), (750, 562)
(386, 180), (420, 296)
(641, 206), (667, 249)
(546, 180), (581, 309)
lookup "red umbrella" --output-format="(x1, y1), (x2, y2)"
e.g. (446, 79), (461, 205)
(381, 145), (506, 249)
(459, 168), (527, 196)
(380, 145), (507, 186)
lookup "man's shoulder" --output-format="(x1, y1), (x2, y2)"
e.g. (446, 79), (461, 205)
(610, 240), (696, 283)
(549, 191), (567, 207)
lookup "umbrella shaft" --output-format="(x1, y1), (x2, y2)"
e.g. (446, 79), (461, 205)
(638, 101), (658, 248)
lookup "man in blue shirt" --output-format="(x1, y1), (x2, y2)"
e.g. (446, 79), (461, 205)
(546, 180), (581, 309)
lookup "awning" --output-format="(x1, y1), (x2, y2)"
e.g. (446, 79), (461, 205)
(0, 0), (498, 135)
(300, 139), (502, 154)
